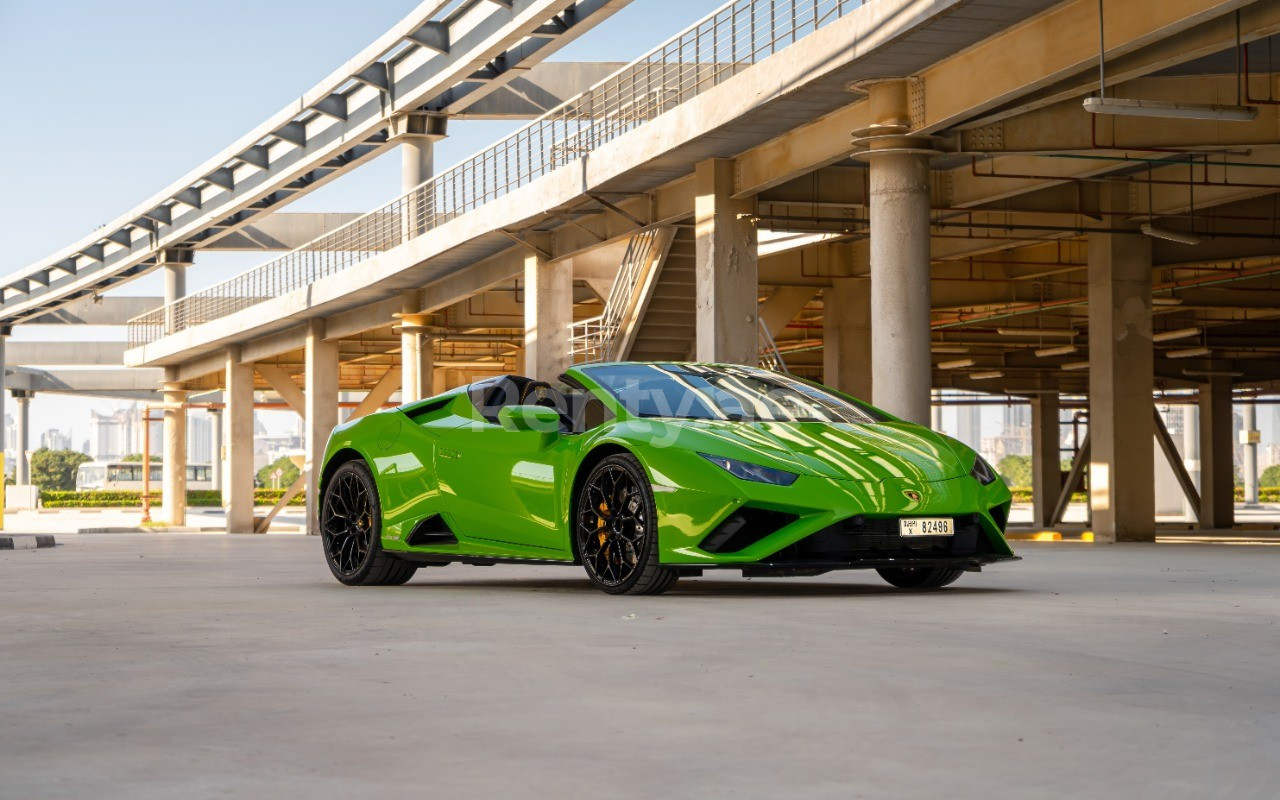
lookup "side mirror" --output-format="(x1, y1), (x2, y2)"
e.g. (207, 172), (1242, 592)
(498, 405), (563, 435)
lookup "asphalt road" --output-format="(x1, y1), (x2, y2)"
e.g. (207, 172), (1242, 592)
(2, 534), (1277, 799)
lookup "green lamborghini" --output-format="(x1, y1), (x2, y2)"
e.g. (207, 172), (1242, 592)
(318, 362), (1016, 594)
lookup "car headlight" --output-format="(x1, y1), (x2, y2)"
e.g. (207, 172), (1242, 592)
(699, 453), (799, 486)
(970, 455), (998, 486)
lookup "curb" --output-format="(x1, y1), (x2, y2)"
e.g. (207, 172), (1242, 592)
(0, 534), (57, 549)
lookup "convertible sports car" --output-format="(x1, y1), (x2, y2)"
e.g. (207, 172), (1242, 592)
(318, 362), (1016, 594)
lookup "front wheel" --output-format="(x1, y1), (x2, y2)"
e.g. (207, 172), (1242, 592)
(320, 460), (417, 586)
(876, 566), (964, 590)
(575, 454), (678, 596)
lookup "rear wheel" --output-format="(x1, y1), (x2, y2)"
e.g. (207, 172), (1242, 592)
(321, 460), (417, 586)
(876, 566), (964, 590)
(575, 454), (678, 596)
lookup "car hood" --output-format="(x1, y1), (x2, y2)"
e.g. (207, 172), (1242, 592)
(666, 419), (970, 483)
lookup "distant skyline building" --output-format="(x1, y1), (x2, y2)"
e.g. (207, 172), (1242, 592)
(40, 428), (73, 450)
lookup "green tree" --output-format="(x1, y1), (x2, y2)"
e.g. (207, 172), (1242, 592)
(121, 453), (161, 462)
(29, 449), (92, 492)
(1261, 464), (1280, 488)
(996, 454), (1033, 487)
(257, 456), (301, 489)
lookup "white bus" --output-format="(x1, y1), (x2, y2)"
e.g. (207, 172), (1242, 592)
(75, 462), (214, 492)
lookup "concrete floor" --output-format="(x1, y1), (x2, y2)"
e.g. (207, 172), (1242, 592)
(2, 536), (1278, 799)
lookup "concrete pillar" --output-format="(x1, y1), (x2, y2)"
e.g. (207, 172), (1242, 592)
(305, 319), (340, 532)
(1242, 402), (1259, 507)
(1031, 395), (1062, 528)
(161, 374), (188, 526)
(159, 249), (191, 335)
(392, 112), (446, 239)
(208, 408), (223, 492)
(858, 80), (934, 425)
(694, 158), (758, 365)
(1087, 192), (1155, 543)
(823, 278), (872, 399)
(225, 347), (255, 533)
(931, 390), (943, 431)
(399, 292), (434, 403)
(0, 331), (6, 483)
(13, 391), (30, 485)
(403, 138), (434, 192)
(1182, 403), (1200, 519)
(523, 235), (573, 382)
(1198, 376), (1235, 529)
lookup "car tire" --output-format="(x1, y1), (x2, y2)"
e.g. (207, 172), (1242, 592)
(575, 453), (678, 596)
(876, 566), (964, 590)
(320, 460), (418, 586)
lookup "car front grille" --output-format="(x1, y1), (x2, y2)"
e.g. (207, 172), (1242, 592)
(769, 514), (987, 563)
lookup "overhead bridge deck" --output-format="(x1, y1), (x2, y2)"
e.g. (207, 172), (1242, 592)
(0, 0), (629, 324)
(125, 0), (1065, 368)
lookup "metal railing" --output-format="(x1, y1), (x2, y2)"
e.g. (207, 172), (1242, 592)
(570, 228), (665, 363)
(757, 317), (790, 373)
(130, 0), (868, 348)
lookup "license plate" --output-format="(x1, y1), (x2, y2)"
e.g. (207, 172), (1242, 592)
(899, 518), (954, 537)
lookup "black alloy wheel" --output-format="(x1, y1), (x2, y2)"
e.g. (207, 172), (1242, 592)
(576, 454), (677, 595)
(320, 460), (417, 586)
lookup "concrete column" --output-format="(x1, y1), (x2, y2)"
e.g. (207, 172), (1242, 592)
(931, 390), (943, 431)
(694, 158), (758, 365)
(161, 374), (188, 526)
(857, 80), (934, 425)
(208, 408), (223, 492)
(159, 249), (191, 335)
(823, 278), (872, 399)
(1031, 395), (1062, 528)
(13, 391), (30, 485)
(305, 319), (340, 532)
(1198, 376), (1235, 529)
(1182, 403), (1200, 519)
(403, 137), (434, 192)
(393, 112), (446, 240)
(0, 331), (6, 483)
(1087, 192), (1155, 543)
(399, 292), (434, 403)
(523, 235), (573, 382)
(225, 347), (255, 533)
(1242, 402), (1259, 507)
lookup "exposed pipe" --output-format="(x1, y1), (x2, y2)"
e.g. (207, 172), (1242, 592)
(1243, 40), (1280, 105)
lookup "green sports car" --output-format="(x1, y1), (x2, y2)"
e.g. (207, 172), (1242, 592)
(318, 362), (1016, 594)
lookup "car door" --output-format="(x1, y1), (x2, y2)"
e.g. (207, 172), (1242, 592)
(434, 412), (576, 555)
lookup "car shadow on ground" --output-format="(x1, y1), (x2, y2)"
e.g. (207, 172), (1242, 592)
(389, 574), (1021, 598)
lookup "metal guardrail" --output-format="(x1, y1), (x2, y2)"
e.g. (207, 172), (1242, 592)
(130, 0), (868, 348)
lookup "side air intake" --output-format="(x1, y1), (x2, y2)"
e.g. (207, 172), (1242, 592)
(698, 507), (798, 554)
(407, 514), (458, 547)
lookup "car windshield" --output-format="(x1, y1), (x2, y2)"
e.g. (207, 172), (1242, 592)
(583, 363), (885, 424)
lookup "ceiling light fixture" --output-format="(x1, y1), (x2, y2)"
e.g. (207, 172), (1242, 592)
(1140, 223), (1203, 246)
(971, 371), (1004, 380)
(938, 358), (976, 370)
(1060, 361), (1090, 371)
(1083, 97), (1258, 122)
(1035, 345), (1078, 358)
(1182, 369), (1243, 378)
(1166, 347), (1212, 359)
(996, 327), (1077, 338)
(1152, 296), (1184, 306)
(1152, 327), (1201, 343)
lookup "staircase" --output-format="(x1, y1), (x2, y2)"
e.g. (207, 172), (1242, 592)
(569, 223), (787, 370)
(626, 226), (697, 362)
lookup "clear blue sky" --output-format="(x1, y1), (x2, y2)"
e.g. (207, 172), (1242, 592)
(0, 0), (725, 445)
